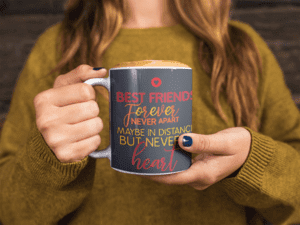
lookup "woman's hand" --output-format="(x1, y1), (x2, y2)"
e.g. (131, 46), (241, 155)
(34, 65), (107, 163)
(143, 127), (251, 190)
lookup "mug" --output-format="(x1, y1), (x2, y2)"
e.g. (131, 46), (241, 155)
(85, 60), (192, 175)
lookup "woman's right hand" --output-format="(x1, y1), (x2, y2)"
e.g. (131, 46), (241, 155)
(34, 65), (107, 163)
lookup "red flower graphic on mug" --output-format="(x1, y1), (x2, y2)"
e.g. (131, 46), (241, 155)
(151, 77), (162, 88)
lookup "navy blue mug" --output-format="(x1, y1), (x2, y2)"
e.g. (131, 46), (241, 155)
(85, 60), (192, 175)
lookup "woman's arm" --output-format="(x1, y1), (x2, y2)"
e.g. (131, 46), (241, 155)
(222, 21), (300, 223)
(0, 24), (98, 224)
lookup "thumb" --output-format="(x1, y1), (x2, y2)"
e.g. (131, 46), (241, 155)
(54, 65), (107, 88)
(178, 132), (230, 155)
(178, 127), (251, 155)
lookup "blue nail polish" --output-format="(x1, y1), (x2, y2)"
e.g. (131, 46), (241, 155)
(93, 67), (105, 71)
(183, 136), (193, 147)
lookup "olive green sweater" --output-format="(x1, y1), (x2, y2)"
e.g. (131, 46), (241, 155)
(0, 21), (299, 225)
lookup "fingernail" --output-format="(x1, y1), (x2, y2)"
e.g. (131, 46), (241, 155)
(93, 67), (105, 71)
(183, 136), (193, 147)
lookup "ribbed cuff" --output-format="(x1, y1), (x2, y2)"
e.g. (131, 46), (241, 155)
(21, 123), (89, 188)
(222, 127), (275, 199)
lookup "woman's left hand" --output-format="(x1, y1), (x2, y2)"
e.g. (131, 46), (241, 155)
(144, 127), (251, 190)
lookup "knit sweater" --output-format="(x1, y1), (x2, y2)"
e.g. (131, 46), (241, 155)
(0, 21), (299, 225)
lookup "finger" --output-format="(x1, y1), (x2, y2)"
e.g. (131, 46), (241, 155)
(56, 135), (101, 163)
(143, 162), (204, 185)
(144, 154), (224, 187)
(54, 65), (107, 88)
(49, 83), (96, 107)
(178, 132), (231, 155)
(67, 117), (103, 143)
(60, 100), (100, 124)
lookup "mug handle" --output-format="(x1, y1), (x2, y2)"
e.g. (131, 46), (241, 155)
(84, 77), (111, 161)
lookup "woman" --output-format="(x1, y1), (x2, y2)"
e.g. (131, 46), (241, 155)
(0, 0), (299, 224)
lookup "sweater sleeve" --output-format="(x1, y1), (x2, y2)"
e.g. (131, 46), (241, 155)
(222, 21), (300, 224)
(0, 24), (96, 224)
